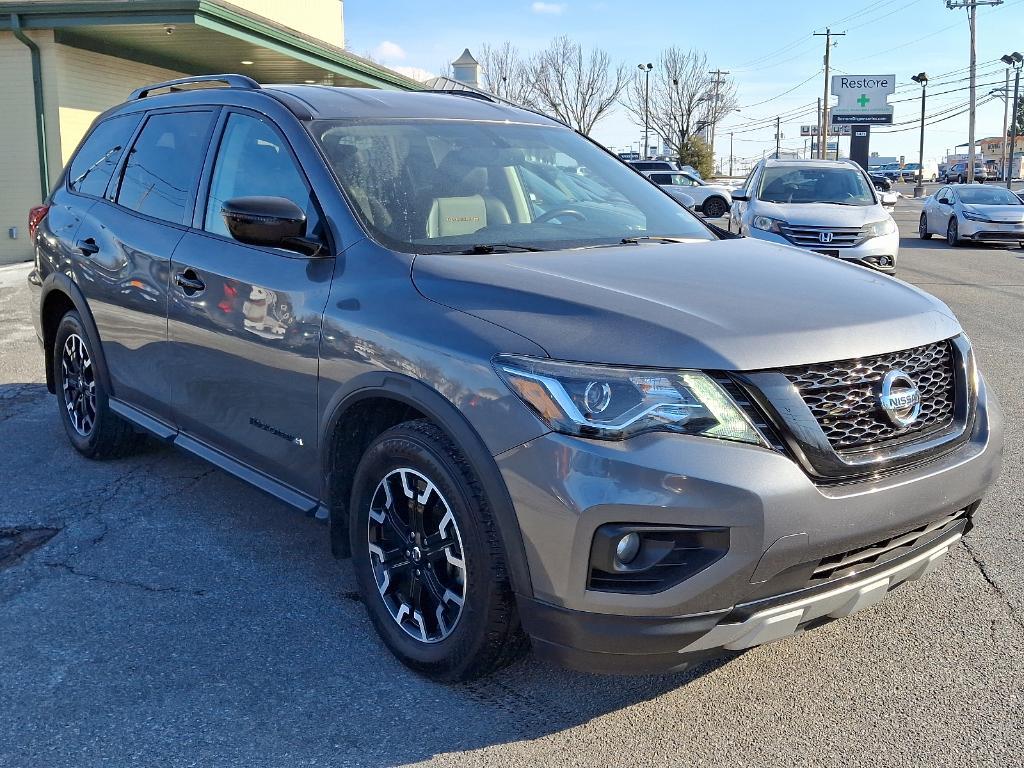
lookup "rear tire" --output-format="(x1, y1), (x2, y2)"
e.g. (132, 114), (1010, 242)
(702, 196), (728, 219)
(919, 213), (932, 239)
(53, 311), (145, 459)
(349, 420), (527, 681)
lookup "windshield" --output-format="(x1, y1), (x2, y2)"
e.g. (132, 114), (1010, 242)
(757, 165), (876, 205)
(958, 186), (1022, 205)
(310, 119), (713, 253)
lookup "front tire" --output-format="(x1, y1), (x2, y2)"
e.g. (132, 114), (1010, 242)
(53, 311), (144, 459)
(349, 420), (527, 681)
(919, 213), (932, 239)
(947, 218), (962, 247)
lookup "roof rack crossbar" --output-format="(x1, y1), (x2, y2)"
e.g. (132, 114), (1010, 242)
(129, 74), (260, 101)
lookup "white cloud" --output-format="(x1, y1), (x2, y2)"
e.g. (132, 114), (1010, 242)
(372, 40), (406, 62)
(392, 65), (437, 82)
(531, 2), (566, 14)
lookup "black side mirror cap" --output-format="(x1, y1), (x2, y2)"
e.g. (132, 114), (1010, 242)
(730, 192), (749, 202)
(221, 196), (323, 256)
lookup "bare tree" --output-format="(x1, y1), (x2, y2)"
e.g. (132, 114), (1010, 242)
(528, 36), (629, 135)
(477, 42), (537, 106)
(622, 48), (737, 161)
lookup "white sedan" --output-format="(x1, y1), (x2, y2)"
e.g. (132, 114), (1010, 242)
(920, 184), (1024, 247)
(644, 171), (732, 218)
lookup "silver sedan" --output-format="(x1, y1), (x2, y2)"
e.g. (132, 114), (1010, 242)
(920, 184), (1024, 246)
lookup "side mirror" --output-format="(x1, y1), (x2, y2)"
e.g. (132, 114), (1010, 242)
(937, 197), (950, 205)
(880, 191), (899, 207)
(730, 191), (750, 202)
(221, 196), (322, 256)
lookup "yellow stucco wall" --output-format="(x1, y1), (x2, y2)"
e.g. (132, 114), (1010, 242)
(231, 0), (345, 47)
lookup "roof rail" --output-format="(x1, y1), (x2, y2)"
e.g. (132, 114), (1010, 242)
(129, 74), (260, 100)
(423, 88), (496, 103)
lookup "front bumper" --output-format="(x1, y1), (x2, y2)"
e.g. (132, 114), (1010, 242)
(957, 217), (1024, 242)
(500, 377), (1002, 674)
(748, 228), (899, 272)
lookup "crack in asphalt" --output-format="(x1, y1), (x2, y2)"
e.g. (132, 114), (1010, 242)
(45, 561), (207, 596)
(962, 539), (1024, 632)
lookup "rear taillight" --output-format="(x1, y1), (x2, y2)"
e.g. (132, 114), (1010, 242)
(28, 204), (50, 238)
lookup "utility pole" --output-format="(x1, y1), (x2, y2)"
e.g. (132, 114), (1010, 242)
(1003, 53), (1023, 187)
(814, 28), (845, 159)
(729, 131), (734, 176)
(816, 98), (822, 158)
(708, 68), (730, 165)
(912, 73), (928, 197)
(1002, 68), (1011, 182)
(947, 0), (1003, 182)
(775, 116), (781, 159)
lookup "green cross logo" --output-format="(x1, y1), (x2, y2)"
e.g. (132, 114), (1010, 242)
(857, 94), (871, 108)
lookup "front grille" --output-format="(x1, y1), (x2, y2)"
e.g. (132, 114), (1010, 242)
(780, 340), (956, 452)
(778, 224), (863, 249)
(809, 509), (966, 584)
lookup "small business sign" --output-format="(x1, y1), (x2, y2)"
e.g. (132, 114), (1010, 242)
(830, 74), (895, 125)
(800, 124), (851, 136)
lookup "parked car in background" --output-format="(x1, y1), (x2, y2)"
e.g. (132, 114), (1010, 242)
(983, 160), (1003, 182)
(920, 184), (1024, 246)
(645, 170), (732, 218)
(878, 162), (903, 182)
(730, 158), (899, 272)
(901, 161), (938, 183)
(28, 76), (1003, 681)
(630, 160), (677, 172)
(942, 162), (988, 184)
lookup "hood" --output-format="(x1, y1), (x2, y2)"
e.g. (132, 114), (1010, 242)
(962, 204), (1024, 223)
(412, 238), (960, 371)
(751, 201), (885, 227)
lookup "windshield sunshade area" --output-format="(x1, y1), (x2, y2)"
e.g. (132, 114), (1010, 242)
(957, 186), (1022, 205)
(757, 166), (876, 206)
(310, 118), (714, 253)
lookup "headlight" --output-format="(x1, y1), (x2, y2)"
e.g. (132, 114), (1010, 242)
(751, 215), (784, 233)
(961, 209), (990, 222)
(861, 217), (897, 237)
(494, 355), (766, 444)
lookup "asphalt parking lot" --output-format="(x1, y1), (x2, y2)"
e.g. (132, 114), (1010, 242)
(2, 197), (1022, 767)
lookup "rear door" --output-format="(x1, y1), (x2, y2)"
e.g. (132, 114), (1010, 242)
(73, 108), (216, 421)
(167, 109), (334, 496)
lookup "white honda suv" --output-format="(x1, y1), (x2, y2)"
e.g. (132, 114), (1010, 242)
(730, 158), (899, 273)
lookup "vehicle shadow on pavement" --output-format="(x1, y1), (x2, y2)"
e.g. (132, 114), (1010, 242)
(0, 381), (738, 767)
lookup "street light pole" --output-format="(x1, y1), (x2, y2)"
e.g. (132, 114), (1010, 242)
(638, 63), (653, 159)
(729, 131), (734, 176)
(912, 72), (928, 197)
(1001, 68), (1010, 182)
(1002, 53), (1023, 188)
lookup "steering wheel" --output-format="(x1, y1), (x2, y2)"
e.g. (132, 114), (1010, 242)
(534, 207), (587, 224)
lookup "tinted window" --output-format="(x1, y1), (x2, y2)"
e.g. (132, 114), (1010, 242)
(204, 113), (319, 239)
(67, 114), (142, 197)
(957, 186), (1022, 205)
(117, 111), (213, 224)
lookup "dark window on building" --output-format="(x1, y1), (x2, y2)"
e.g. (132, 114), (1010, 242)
(117, 111), (213, 225)
(67, 114), (143, 198)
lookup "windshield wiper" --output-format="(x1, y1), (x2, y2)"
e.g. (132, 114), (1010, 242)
(620, 235), (694, 244)
(461, 243), (544, 254)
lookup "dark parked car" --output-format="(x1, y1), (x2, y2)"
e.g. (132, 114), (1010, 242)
(28, 75), (1002, 680)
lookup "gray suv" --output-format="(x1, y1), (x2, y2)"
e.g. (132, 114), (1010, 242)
(28, 75), (1003, 680)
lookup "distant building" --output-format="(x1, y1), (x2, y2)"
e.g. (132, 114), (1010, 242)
(979, 135), (1024, 157)
(0, 0), (419, 264)
(451, 48), (481, 89)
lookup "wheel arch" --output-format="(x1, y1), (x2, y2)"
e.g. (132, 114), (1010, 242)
(38, 273), (111, 396)
(321, 372), (534, 598)
(701, 195), (728, 215)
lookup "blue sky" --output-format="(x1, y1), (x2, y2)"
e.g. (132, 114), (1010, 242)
(345, 0), (1024, 170)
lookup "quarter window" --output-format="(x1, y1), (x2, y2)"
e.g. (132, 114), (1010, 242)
(116, 111), (214, 225)
(67, 114), (143, 198)
(203, 113), (319, 240)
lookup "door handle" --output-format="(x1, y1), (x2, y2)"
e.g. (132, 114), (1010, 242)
(78, 237), (99, 256)
(174, 269), (205, 295)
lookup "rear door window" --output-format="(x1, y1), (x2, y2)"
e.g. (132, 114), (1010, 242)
(67, 113), (143, 198)
(116, 111), (214, 225)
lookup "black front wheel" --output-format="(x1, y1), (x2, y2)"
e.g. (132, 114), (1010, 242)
(947, 218), (962, 247)
(53, 311), (144, 459)
(919, 213), (932, 239)
(702, 197), (728, 219)
(349, 420), (527, 681)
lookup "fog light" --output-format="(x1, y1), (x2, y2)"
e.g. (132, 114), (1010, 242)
(615, 532), (641, 564)
(879, 255), (893, 266)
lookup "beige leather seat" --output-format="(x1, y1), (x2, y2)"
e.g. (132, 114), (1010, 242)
(426, 160), (511, 238)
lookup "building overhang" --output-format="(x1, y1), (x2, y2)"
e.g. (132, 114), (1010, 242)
(1, 0), (421, 90)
